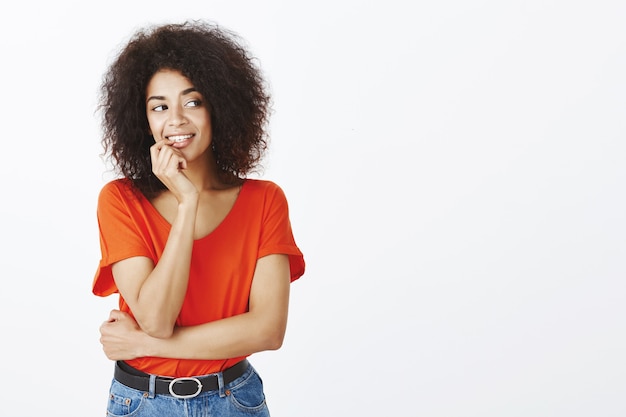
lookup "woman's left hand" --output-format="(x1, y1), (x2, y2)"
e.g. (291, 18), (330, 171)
(99, 310), (146, 361)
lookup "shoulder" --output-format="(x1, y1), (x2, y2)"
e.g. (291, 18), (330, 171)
(99, 178), (133, 193)
(244, 178), (284, 194)
(243, 178), (287, 201)
(97, 178), (142, 208)
(242, 179), (294, 220)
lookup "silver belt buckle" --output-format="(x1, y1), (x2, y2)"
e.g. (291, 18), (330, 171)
(168, 377), (203, 399)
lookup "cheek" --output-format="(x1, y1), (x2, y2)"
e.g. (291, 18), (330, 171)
(146, 118), (160, 139)
(198, 116), (213, 133)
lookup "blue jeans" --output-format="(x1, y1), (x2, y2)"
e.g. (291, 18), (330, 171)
(106, 362), (270, 416)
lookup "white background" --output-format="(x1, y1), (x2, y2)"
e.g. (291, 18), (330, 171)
(1, 1), (624, 416)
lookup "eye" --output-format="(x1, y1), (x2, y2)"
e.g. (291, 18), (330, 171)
(185, 99), (202, 108)
(151, 104), (168, 112)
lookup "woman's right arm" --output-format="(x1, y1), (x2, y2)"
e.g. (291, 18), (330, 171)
(112, 140), (198, 339)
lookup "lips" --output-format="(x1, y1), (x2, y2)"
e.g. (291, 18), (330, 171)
(167, 134), (194, 143)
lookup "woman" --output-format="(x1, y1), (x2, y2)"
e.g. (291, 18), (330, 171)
(93, 20), (305, 416)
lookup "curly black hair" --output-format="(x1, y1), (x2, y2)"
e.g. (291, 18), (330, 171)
(98, 20), (271, 196)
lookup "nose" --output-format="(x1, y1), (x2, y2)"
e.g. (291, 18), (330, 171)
(167, 105), (188, 127)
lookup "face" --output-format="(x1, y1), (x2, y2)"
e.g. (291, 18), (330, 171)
(145, 69), (213, 164)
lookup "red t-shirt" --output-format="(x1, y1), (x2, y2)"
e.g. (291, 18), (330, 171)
(93, 178), (305, 377)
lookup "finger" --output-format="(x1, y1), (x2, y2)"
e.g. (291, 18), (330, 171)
(160, 151), (187, 177)
(151, 138), (173, 148)
(108, 309), (123, 322)
(150, 142), (161, 165)
(151, 141), (172, 168)
(152, 144), (185, 174)
(150, 139), (172, 157)
(150, 140), (177, 167)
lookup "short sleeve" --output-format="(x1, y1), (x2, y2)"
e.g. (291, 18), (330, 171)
(258, 183), (305, 282)
(92, 180), (153, 296)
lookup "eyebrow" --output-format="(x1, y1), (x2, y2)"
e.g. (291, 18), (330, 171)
(146, 87), (198, 103)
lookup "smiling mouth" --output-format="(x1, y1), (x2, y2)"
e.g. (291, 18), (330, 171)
(168, 134), (194, 143)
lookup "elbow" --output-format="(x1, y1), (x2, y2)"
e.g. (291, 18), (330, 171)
(261, 324), (287, 351)
(266, 337), (284, 351)
(138, 319), (175, 339)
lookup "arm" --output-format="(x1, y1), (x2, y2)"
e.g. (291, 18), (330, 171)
(100, 254), (291, 360)
(112, 140), (199, 338)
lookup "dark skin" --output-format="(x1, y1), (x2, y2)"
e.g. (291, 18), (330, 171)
(100, 69), (291, 360)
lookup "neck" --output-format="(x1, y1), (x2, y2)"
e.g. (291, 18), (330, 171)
(184, 155), (240, 191)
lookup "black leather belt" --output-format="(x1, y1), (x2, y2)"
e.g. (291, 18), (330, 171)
(114, 359), (249, 399)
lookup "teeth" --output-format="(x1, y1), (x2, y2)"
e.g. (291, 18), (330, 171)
(169, 134), (193, 142)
